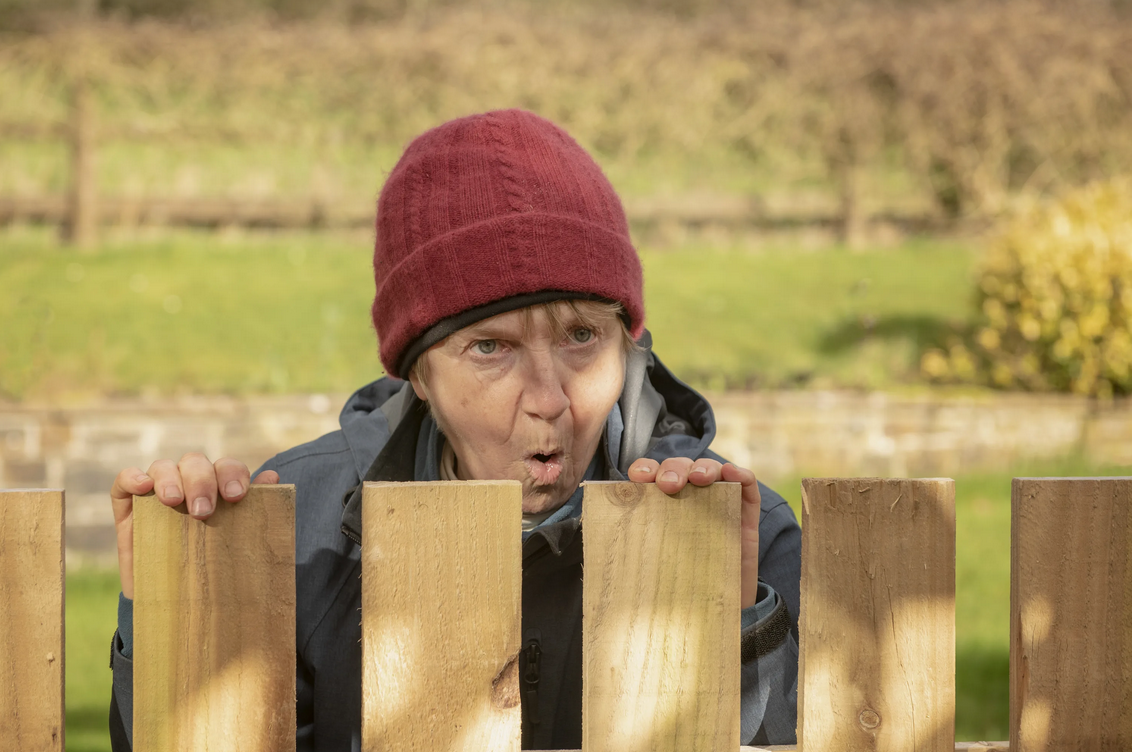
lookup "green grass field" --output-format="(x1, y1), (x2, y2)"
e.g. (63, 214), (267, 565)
(66, 568), (119, 752)
(1, 228), (977, 401)
(63, 457), (1132, 750)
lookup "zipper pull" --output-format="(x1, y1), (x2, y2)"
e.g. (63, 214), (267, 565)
(522, 629), (542, 728)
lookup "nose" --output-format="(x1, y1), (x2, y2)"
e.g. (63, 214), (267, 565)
(519, 349), (570, 423)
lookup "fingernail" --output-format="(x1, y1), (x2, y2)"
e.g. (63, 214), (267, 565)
(691, 466), (707, 475)
(660, 471), (679, 483)
(192, 497), (213, 517)
(135, 473), (150, 483)
(224, 481), (243, 499)
(164, 486), (183, 501)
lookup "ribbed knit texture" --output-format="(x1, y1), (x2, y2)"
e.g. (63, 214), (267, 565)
(372, 109), (645, 377)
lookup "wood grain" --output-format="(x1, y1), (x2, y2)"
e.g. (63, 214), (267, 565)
(133, 485), (296, 752)
(582, 481), (741, 752)
(799, 478), (955, 752)
(1010, 477), (1132, 751)
(0, 489), (65, 751)
(361, 481), (522, 752)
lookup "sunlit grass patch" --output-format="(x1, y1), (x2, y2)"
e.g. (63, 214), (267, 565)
(1, 229), (976, 400)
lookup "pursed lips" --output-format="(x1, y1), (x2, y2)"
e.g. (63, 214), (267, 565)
(525, 448), (565, 485)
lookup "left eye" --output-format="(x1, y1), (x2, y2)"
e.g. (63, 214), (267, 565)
(571, 328), (594, 344)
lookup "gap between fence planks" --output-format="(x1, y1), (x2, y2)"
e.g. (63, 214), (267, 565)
(582, 481), (742, 752)
(799, 478), (956, 752)
(0, 489), (65, 751)
(133, 484), (296, 752)
(361, 481), (523, 752)
(1010, 478), (1132, 751)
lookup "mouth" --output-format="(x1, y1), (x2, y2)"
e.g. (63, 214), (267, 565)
(525, 450), (564, 486)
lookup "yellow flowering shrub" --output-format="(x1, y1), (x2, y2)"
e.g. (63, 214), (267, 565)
(922, 180), (1132, 396)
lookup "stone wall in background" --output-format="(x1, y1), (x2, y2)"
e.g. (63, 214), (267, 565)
(2, 391), (1130, 563)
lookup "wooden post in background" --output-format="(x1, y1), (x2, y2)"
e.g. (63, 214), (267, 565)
(582, 481), (741, 752)
(362, 481), (522, 752)
(133, 485), (296, 752)
(64, 77), (97, 249)
(799, 478), (955, 752)
(1011, 477), (1132, 751)
(0, 489), (65, 751)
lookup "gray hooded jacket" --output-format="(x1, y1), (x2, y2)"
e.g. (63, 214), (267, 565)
(110, 340), (801, 749)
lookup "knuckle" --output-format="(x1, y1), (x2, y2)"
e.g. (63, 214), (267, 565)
(661, 457), (693, 473)
(215, 458), (243, 476)
(186, 470), (218, 490)
(148, 458), (175, 472)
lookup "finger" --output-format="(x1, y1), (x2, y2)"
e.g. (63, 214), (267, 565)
(214, 457), (252, 503)
(655, 457), (696, 494)
(253, 469), (279, 485)
(722, 463), (763, 609)
(687, 458), (724, 486)
(146, 458), (184, 508)
(110, 466), (153, 525)
(177, 452), (219, 519)
(724, 463), (761, 534)
(721, 462), (758, 488)
(627, 458), (660, 483)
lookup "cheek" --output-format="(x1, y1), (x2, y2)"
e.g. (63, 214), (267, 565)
(431, 372), (521, 446)
(570, 350), (626, 431)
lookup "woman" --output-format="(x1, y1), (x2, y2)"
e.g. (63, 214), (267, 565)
(108, 109), (801, 750)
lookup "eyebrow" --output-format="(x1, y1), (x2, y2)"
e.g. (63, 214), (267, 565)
(455, 319), (523, 342)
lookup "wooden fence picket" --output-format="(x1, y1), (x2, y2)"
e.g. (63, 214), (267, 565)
(1010, 477), (1132, 751)
(0, 489), (65, 751)
(361, 480), (522, 752)
(133, 484), (296, 752)
(799, 478), (956, 752)
(582, 481), (742, 752)
(13, 475), (1132, 751)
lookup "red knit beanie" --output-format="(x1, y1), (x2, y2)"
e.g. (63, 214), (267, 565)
(372, 109), (645, 378)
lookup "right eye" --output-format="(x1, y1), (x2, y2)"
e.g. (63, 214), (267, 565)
(473, 340), (498, 355)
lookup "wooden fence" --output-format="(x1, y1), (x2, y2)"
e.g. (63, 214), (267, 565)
(0, 80), (943, 249)
(1, 477), (1129, 750)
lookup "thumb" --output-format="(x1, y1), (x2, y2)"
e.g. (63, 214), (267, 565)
(253, 470), (280, 484)
(110, 467), (154, 525)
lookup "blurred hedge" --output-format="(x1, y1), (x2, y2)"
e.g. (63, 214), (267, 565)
(1, 1), (1131, 219)
(922, 180), (1132, 397)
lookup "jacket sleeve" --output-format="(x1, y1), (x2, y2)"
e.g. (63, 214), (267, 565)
(743, 483), (802, 743)
(739, 582), (798, 744)
(109, 631), (133, 751)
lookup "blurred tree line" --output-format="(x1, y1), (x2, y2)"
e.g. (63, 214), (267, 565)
(2, 0), (1129, 26)
(1, 0), (1131, 233)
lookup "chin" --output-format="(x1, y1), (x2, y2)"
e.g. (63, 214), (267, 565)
(521, 481), (576, 516)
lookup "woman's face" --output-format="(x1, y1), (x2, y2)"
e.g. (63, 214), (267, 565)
(408, 302), (627, 514)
